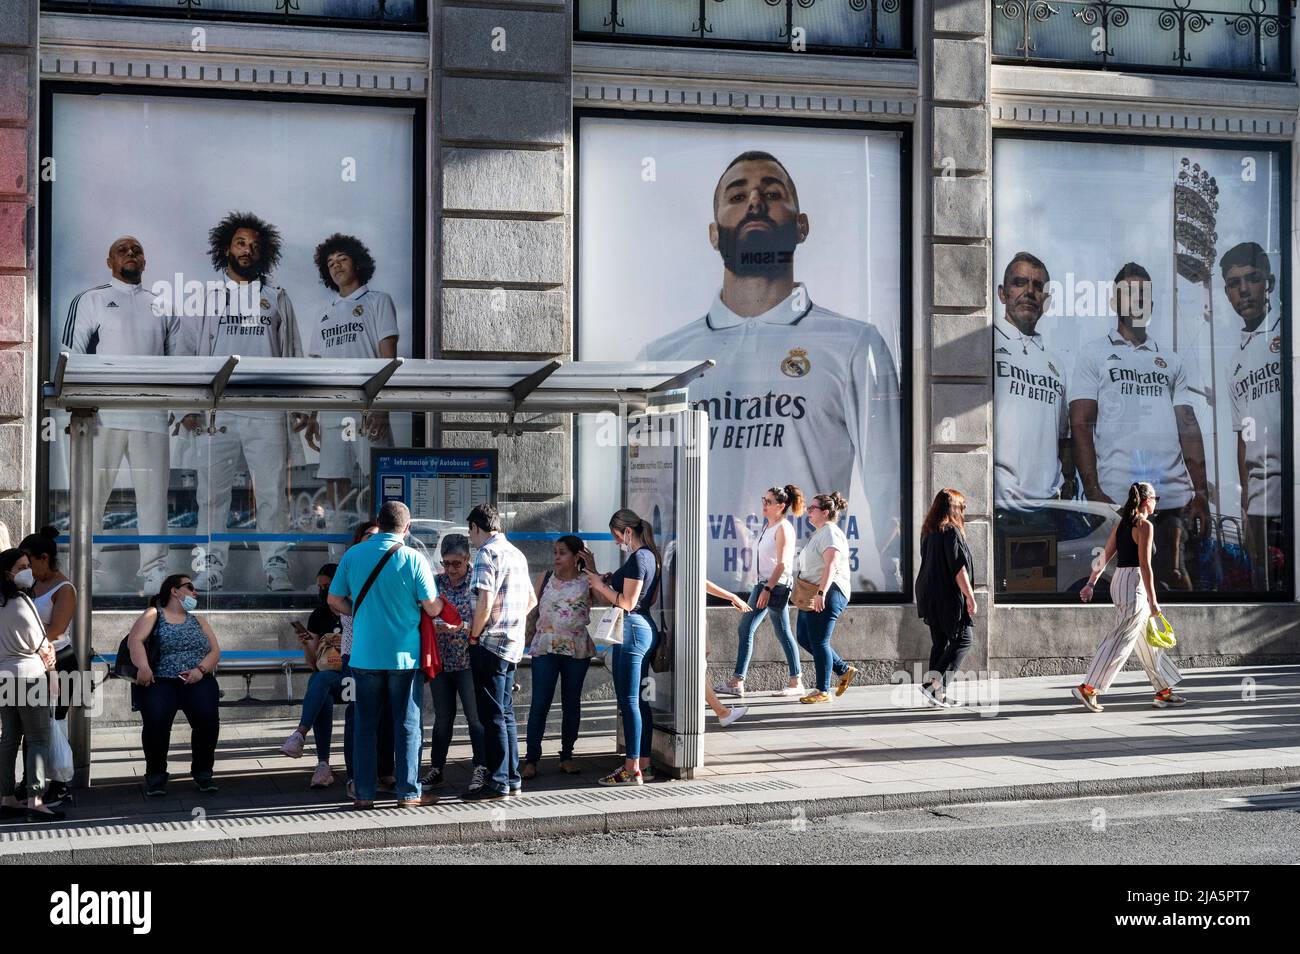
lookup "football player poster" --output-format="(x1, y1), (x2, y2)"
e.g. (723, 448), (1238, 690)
(45, 89), (417, 598)
(577, 114), (906, 597)
(993, 136), (1288, 599)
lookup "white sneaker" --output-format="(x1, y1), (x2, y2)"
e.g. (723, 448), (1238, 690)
(280, 729), (306, 759)
(191, 569), (224, 592)
(310, 762), (334, 788)
(141, 569), (168, 596)
(776, 683), (805, 697)
(467, 765), (489, 793)
(718, 705), (749, 728)
(266, 566), (294, 592)
(713, 680), (744, 698)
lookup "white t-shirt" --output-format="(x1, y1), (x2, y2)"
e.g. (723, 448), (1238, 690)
(195, 280), (300, 420)
(60, 277), (179, 433)
(993, 316), (1069, 509)
(309, 285), (400, 428)
(797, 521), (852, 599)
(1229, 314), (1284, 517)
(1067, 330), (1195, 509)
(642, 284), (901, 590)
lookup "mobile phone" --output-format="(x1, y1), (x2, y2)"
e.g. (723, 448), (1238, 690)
(577, 558), (587, 572)
(290, 620), (308, 634)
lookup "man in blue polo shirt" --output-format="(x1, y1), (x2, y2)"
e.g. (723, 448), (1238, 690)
(329, 500), (449, 808)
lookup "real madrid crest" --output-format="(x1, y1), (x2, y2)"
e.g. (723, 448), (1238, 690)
(260, 297), (270, 311)
(781, 347), (811, 378)
(353, 305), (365, 317)
(1270, 336), (1282, 353)
(1154, 357), (1167, 369)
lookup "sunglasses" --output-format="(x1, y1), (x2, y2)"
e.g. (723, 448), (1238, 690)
(178, 582), (196, 593)
(442, 559), (467, 567)
(806, 505), (823, 512)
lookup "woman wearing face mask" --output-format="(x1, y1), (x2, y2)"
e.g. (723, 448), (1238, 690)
(0, 549), (64, 821)
(280, 562), (345, 789)
(16, 527), (77, 808)
(523, 535), (595, 779)
(128, 574), (222, 796)
(584, 510), (661, 787)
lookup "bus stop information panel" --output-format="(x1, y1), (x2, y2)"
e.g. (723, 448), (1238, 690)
(372, 449), (498, 523)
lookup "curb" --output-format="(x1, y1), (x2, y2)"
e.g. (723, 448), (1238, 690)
(4, 764), (1299, 864)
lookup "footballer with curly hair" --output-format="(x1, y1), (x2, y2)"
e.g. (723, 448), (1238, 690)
(306, 233), (400, 558)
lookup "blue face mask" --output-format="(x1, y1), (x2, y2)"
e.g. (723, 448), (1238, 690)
(180, 595), (198, 612)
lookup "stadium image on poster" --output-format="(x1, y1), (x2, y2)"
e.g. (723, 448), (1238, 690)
(44, 88), (419, 604)
(578, 114), (906, 598)
(992, 137), (1290, 600)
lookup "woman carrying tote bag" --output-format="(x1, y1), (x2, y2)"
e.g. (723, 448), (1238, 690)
(793, 492), (858, 705)
(915, 488), (977, 708)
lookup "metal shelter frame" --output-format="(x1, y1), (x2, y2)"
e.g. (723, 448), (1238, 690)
(42, 353), (713, 782)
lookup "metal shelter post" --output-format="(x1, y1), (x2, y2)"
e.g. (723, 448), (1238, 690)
(67, 408), (95, 785)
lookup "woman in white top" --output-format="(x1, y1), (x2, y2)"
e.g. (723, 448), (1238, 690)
(0, 548), (63, 821)
(795, 492), (859, 704)
(716, 484), (805, 698)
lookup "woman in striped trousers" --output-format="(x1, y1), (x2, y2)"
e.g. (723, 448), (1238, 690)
(1073, 481), (1185, 713)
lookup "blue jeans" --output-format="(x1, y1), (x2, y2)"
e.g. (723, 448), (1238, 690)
(351, 667), (421, 801)
(427, 667), (485, 771)
(341, 655), (393, 782)
(734, 583), (800, 680)
(612, 612), (658, 761)
(525, 653), (592, 763)
(470, 644), (520, 795)
(299, 668), (345, 762)
(796, 585), (849, 693)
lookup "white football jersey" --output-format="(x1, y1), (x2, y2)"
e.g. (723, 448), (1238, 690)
(60, 277), (179, 433)
(309, 285), (399, 429)
(1229, 314), (1284, 517)
(1068, 330), (1195, 509)
(191, 280), (302, 420)
(643, 284), (902, 592)
(993, 316), (1069, 509)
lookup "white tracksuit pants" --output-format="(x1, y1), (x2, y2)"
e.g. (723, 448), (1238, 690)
(92, 427), (170, 581)
(1084, 566), (1182, 694)
(194, 412), (289, 574)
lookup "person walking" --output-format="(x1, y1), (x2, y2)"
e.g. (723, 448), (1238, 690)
(1073, 481), (1186, 712)
(584, 509), (662, 786)
(915, 489), (977, 707)
(523, 535), (594, 779)
(328, 501), (457, 809)
(464, 504), (535, 801)
(17, 527), (78, 807)
(280, 562), (345, 789)
(0, 549), (63, 821)
(716, 485), (805, 699)
(795, 492), (858, 704)
(127, 574), (222, 796)
(704, 580), (752, 728)
(422, 533), (487, 793)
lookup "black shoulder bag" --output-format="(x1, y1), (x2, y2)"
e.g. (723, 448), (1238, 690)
(112, 608), (163, 682)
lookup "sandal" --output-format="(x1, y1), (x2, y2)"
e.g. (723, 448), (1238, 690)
(521, 761), (538, 780)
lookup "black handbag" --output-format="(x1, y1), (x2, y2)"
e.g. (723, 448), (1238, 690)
(112, 609), (162, 682)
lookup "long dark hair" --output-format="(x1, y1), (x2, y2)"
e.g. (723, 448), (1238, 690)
(610, 508), (661, 574)
(18, 526), (61, 573)
(152, 573), (192, 610)
(0, 548), (26, 605)
(768, 484), (805, 517)
(1118, 481), (1156, 525)
(921, 488), (966, 536)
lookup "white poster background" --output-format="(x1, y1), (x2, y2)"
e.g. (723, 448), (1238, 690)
(47, 92), (417, 496)
(578, 116), (904, 594)
(993, 138), (1283, 587)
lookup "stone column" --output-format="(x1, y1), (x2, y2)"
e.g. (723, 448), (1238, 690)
(924, 0), (993, 668)
(432, 0), (573, 542)
(0, 0), (37, 546)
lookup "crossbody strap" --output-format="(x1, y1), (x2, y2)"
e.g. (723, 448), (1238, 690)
(353, 544), (401, 620)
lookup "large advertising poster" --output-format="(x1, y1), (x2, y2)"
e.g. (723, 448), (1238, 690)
(578, 114), (907, 598)
(44, 88), (419, 605)
(993, 136), (1290, 600)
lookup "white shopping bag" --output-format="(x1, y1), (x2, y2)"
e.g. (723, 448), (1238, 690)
(48, 718), (75, 783)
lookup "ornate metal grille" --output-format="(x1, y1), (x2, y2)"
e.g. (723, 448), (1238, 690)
(41, 0), (426, 29)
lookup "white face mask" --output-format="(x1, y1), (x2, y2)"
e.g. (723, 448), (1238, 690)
(12, 569), (34, 590)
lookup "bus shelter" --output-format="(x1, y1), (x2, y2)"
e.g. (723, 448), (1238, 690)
(42, 353), (713, 782)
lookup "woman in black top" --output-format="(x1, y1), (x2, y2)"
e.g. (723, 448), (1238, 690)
(1073, 481), (1185, 712)
(583, 508), (660, 787)
(915, 489), (977, 707)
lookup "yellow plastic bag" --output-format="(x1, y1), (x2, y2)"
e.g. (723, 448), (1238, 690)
(1146, 613), (1176, 650)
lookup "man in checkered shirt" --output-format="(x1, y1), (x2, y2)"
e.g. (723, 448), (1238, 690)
(465, 503), (536, 799)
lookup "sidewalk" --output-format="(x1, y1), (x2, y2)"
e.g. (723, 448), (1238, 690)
(3, 665), (1297, 863)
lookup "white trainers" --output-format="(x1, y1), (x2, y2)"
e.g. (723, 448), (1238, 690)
(266, 565), (294, 592)
(776, 683), (805, 697)
(467, 765), (489, 793)
(713, 680), (745, 698)
(280, 729), (306, 759)
(310, 762), (334, 788)
(191, 569), (224, 592)
(718, 705), (749, 728)
(141, 569), (168, 596)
